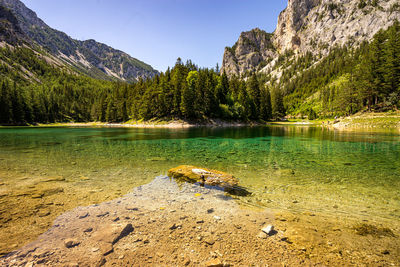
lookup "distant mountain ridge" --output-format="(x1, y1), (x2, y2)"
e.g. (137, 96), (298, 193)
(222, 0), (400, 77)
(0, 0), (158, 82)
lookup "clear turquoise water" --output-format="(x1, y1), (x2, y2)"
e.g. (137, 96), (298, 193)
(0, 126), (399, 223)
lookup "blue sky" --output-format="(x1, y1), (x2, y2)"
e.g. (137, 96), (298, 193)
(21, 0), (287, 72)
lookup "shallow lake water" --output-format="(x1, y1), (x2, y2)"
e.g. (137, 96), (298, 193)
(0, 125), (399, 254)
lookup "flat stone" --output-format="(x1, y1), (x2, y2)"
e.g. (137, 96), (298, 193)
(100, 243), (113, 256)
(262, 224), (274, 235)
(39, 176), (66, 183)
(204, 238), (215, 245)
(257, 231), (268, 239)
(78, 212), (89, 219)
(168, 165), (239, 189)
(31, 193), (44, 199)
(96, 211), (109, 217)
(204, 258), (223, 267)
(41, 187), (64, 196)
(93, 223), (134, 245)
(125, 207), (139, 211)
(169, 223), (182, 230)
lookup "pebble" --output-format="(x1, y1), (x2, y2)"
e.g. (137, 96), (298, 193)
(257, 231), (268, 239)
(169, 223), (182, 230)
(204, 238), (215, 245)
(64, 239), (80, 248)
(183, 255), (191, 265)
(234, 224), (241, 229)
(96, 211), (109, 217)
(84, 227), (93, 233)
(261, 224), (274, 235)
(213, 216), (221, 221)
(79, 212), (89, 219)
(31, 193), (44, 199)
(125, 207), (139, 211)
(204, 258), (223, 267)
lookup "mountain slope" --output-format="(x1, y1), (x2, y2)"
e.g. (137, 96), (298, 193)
(0, 0), (158, 82)
(222, 0), (400, 77)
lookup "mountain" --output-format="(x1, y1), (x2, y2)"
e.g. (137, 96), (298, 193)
(222, 0), (400, 77)
(0, 0), (158, 82)
(0, 5), (25, 44)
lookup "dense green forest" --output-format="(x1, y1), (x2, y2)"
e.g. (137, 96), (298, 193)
(0, 22), (399, 125)
(278, 21), (400, 117)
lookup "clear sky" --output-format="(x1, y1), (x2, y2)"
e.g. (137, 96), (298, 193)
(20, 0), (287, 72)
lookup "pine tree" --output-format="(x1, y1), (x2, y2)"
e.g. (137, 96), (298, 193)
(246, 73), (261, 120)
(181, 70), (198, 118)
(259, 87), (272, 121)
(0, 80), (12, 124)
(383, 21), (400, 96)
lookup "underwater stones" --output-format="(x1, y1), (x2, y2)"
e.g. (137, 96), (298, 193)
(41, 187), (64, 197)
(38, 210), (51, 217)
(93, 223), (134, 246)
(31, 193), (44, 199)
(213, 216), (221, 221)
(204, 258), (223, 267)
(169, 223), (182, 230)
(78, 212), (89, 219)
(262, 224), (274, 235)
(38, 176), (66, 183)
(353, 223), (395, 237)
(168, 165), (239, 189)
(257, 231), (268, 239)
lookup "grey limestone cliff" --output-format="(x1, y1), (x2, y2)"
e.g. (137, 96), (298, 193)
(222, 0), (400, 77)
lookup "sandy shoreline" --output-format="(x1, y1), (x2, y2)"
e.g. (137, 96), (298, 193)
(34, 120), (259, 128)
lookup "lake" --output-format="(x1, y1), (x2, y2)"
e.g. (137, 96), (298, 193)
(0, 125), (399, 255)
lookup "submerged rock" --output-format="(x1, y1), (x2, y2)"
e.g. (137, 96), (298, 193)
(168, 165), (239, 189)
(262, 224), (274, 235)
(204, 258), (223, 267)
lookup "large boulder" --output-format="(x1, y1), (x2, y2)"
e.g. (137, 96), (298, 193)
(168, 165), (239, 189)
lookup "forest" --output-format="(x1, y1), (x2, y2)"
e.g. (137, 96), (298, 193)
(0, 21), (399, 125)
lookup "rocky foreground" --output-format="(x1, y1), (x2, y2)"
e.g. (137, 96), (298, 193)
(0, 176), (314, 266)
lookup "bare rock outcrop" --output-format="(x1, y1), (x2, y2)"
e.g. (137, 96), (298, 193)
(221, 0), (400, 77)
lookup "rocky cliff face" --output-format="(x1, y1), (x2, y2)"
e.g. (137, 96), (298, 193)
(222, 0), (400, 77)
(0, 5), (25, 44)
(0, 0), (158, 82)
(222, 28), (276, 76)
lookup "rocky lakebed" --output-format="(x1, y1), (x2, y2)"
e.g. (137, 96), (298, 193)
(1, 167), (399, 266)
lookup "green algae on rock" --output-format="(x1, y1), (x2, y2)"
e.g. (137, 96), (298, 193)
(168, 165), (239, 189)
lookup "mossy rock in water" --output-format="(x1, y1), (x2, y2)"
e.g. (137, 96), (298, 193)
(353, 223), (395, 237)
(168, 165), (239, 189)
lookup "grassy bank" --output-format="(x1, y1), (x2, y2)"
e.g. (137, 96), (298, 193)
(331, 111), (400, 131)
